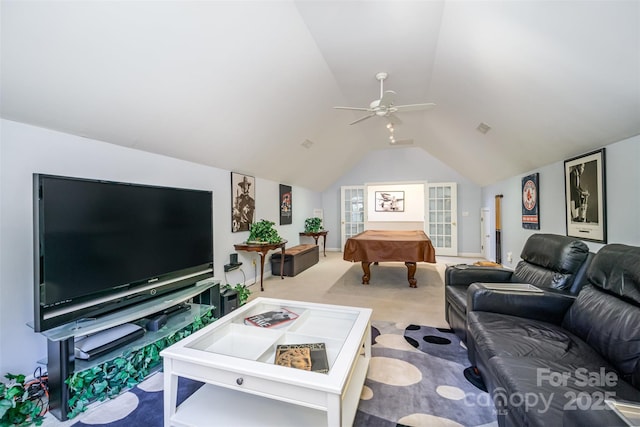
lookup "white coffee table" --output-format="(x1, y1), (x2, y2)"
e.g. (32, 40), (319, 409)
(161, 297), (372, 427)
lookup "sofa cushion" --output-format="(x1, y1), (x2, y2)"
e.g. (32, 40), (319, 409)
(562, 244), (640, 389)
(467, 311), (606, 366)
(484, 355), (640, 427)
(513, 233), (590, 291)
(468, 311), (640, 426)
(585, 243), (640, 304)
(562, 286), (640, 389)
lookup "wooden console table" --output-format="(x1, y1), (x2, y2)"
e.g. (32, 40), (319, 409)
(299, 230), (328, 257)
(234, 240), (287, 291)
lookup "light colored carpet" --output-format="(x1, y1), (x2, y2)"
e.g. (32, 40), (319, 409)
(248, 252), (456, 328)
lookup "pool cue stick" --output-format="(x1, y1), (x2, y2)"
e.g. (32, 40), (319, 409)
(495, 194), (504, 264)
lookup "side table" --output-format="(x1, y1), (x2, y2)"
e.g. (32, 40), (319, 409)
(299, 230), (328, 257)
(234, 240), (287, 291)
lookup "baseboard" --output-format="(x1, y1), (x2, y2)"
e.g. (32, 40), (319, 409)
(458, 252), (483, 258)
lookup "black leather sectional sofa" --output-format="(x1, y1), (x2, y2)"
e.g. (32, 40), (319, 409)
(457, 242), (640, 426)
(445, 233), (593, 342)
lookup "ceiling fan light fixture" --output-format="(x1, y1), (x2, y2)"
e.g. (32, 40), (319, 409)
(333, 72), (434, 126)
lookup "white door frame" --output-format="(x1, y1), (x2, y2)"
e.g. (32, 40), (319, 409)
(427, 182), (458, 256)
(340, 186), (366, 250)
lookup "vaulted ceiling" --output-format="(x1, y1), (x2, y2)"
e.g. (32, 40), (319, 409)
(2, 1), (639, 192)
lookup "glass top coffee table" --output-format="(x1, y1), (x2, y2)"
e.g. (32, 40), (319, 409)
(161, 297), (372, 427)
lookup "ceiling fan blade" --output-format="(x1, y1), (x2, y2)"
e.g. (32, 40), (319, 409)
(390, 138), (414, 145)
(349, 113), (376, 125)
(394, 102), (436, 112)
(379, 90), (396, 107)
(334, 106), (371, 111)
(387, 114), (403, 126)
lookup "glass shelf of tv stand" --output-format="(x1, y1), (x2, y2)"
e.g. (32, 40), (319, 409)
(31, 280), (219, 342)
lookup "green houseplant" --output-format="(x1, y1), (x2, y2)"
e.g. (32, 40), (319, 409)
(247, 219), (282, 244)
(304, 217), (323, 233)
(65, 308), (216, 419)
(0, 373), (45, 426)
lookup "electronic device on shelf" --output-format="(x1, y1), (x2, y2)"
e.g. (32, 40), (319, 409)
(74, 323), (145, 360)
(224, 253), (242, 272)
(33, 174), (214, 332)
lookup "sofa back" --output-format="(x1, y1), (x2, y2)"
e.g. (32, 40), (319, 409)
(562, 244), (640, 389)
(513, 233), (591, 293)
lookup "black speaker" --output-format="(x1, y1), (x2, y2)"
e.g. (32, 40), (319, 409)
(220, 289), (238, 316)
(230, 253), (238, 264)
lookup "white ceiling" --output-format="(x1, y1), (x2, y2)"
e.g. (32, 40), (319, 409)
(2, 1), (639, 191)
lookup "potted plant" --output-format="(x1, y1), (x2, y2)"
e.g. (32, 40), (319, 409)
(0, 373), (45, 426)
(247, 220), (282, 244)
(304, 217), (323, 233)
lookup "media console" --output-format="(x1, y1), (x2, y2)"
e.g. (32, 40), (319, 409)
(38, 281), (219, 421)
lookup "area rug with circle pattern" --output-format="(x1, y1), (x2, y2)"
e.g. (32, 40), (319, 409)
(70, 321), (497, 427)
(354, 321), (497, 427)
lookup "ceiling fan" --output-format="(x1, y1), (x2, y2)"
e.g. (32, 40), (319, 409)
(334, 72), (435, 125)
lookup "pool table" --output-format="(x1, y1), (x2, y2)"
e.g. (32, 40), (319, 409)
(343, 230), (436, 287)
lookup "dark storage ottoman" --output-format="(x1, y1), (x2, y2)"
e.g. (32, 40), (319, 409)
(271, 244), (320, 277)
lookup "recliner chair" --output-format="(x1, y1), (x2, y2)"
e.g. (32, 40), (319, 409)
(444, 233), (593, 342)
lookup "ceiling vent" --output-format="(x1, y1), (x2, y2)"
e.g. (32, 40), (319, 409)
(476, 122), (491, 134)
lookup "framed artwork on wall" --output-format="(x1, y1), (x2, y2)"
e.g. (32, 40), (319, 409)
(564, 148), (606, 243)
(231, 172), (255, 232)
(374, 191), (404, 212)
(521, 173), (540, 230)
(279, 184), (292, 225)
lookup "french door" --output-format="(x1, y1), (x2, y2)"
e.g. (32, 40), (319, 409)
(340, 186), (365, 250)
(427, 182), (458, 256)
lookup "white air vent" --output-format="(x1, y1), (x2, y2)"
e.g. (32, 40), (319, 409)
(476, 122), (491, 134)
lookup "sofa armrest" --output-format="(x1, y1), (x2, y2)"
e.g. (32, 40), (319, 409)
(467, 282), (576, 325)
(445, 264), (514, 287)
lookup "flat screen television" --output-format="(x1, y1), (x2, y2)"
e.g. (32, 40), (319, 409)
(33, 174), (214, 332)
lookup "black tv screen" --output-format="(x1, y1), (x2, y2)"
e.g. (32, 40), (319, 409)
(33, 174), (213, 332)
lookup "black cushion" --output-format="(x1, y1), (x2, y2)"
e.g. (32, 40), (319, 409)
(514, 233), (590, 291)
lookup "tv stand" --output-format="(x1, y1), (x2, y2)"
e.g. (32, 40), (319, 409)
(41, 281), (219, 421)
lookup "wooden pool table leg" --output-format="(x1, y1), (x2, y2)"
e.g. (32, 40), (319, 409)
(361, 261), (371, 284)
(405, 262), (417, 288)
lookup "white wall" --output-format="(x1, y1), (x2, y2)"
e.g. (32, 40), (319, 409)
(322, 147), (482, 255)
(366, 182), (425, 226)
(481, 135), (640, 267)
(0, 119), (321, 376)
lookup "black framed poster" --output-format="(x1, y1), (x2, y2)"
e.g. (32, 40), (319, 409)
(279, 184), (292, 225)
(521, 173), (540, 230)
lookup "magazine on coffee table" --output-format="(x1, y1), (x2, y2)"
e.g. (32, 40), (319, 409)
(244, 308), (299, 328)
(274, 342), (329, 373)
(480, 283), (543, 293)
